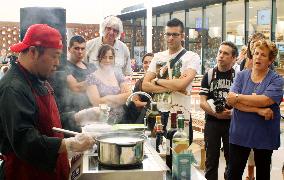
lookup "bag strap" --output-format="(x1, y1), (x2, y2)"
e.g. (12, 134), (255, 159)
(207, 68), (214, 87)
(170, 49), (187, 69)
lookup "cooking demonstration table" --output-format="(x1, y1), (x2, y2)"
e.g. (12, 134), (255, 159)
(70, 139), (205, 180)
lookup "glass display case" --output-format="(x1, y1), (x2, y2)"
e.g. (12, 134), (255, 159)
(203, 4), (222, 73)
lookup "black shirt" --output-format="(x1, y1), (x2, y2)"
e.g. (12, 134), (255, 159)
(65, 61), (96, 82)
(0, 64), (63, 172)
(199, 68), (234, 121)
(63, 61), (96, 113)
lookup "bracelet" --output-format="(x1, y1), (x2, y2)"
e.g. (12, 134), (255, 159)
(235, 94), (239, 104)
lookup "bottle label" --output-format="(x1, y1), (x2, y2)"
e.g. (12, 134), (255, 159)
(166, 139), (170, 155)
(172, 138), (189, 154)
(156, 124), (163, 132)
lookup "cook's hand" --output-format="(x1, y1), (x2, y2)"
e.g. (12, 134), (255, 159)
(64, 133), (95, 152)
(257, 108), (274, 120)
(74, 107), (101, 125)
(226, 92), (237, 106)
(215, 109), (231, 120)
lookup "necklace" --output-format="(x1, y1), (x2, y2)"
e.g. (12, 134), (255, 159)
(251, 69), (269, 94)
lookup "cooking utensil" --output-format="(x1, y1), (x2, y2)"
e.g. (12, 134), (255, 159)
(52, 127), (79, 136)
(52, 127), (147, 166)
(112, 124), (147, 131)
(96, 131), (146, 166)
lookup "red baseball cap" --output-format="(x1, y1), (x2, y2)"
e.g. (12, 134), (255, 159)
(10, 24), (63, 53)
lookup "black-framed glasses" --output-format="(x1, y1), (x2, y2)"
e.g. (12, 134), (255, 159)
(164, 32), (181, 37)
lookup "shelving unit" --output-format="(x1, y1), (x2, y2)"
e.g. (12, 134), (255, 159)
(122, 21), (133, 52)
(152, 26), (166, 53)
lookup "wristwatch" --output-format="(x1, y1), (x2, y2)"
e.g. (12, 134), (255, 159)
(154, 78), (159, 85)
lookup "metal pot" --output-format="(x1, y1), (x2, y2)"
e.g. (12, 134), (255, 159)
(96, 131), (146, 166)
(51, 127), (146, 166)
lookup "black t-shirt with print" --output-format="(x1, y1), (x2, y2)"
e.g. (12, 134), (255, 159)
(199, 68), (234, 121)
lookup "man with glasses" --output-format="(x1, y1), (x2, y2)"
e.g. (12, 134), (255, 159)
(85, 15), (131, 76)
(142, 18), (200, 142)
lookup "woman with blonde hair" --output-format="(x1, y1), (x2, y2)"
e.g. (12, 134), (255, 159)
(226, 39), (284, 180)
(239, 33), (265, 180)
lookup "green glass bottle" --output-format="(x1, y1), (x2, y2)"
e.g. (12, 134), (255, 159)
(172, 114), (189, 154)
(146, 102), (160, 137)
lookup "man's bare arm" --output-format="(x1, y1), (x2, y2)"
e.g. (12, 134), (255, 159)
(66, 75), (87, 92)
(156, 68), (196, 92)
(199, 95), (216, 117)
(142, 72), (170, 93)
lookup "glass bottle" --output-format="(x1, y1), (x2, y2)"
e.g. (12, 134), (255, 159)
(146, 102), (160, 137)
(172, 114), (189, 154)
(155, 115), (163, 152)
(166, 112), (177, 170)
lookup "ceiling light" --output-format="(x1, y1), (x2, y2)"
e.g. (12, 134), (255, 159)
(249, 6), (253, 9)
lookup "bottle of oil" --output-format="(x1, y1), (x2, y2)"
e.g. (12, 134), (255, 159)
(166, 112), (177, 170)
(155, 115), (163, 152)
(146, 102), (160, 137)
(172, 114), (189, 154)
(172, 114), (193, 180)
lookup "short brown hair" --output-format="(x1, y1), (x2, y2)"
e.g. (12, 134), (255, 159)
(97, 44), (115, 63)
(253, 39), (278, 61)
(220, 41), (239, 57)
(142, 53), (154, 63)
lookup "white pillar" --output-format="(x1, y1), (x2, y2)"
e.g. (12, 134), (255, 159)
(145, 0), (152, 53)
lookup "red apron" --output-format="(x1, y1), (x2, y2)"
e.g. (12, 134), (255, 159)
(1, 63), (70, 180)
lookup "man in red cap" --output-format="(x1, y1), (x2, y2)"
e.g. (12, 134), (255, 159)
(0, 24), (95, 180)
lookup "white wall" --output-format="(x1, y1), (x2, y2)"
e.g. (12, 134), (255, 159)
(0, 0), (183, 24)
(0, 0), (142, 24)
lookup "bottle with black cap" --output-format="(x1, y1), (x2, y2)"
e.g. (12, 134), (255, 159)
(165, 112), (177, 170)
(146, 102), (160, 137)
